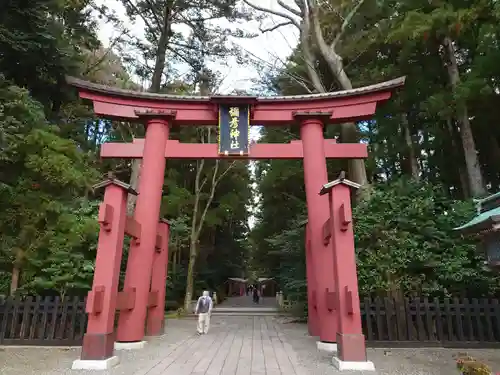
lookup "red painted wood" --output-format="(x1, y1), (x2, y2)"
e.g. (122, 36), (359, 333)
(147, 221), (169, 336)
(340, 203), (352, 231)
(81, 90), (391, 125)
(305, 224), (320, 336)
(100, 139), (368, 160)
(300, 117), (338, 344)
(116, 288), (136, 311)
(85, 285), (104, 314)
(116, 118), (169, 343)
(322, 217), (332, 245)
(70, 76), (405, 348)
(97, 204), (113, 232)
(82, 182), (128, 360)
(327, 183), (368, 362)
(124, 216), (141, 241)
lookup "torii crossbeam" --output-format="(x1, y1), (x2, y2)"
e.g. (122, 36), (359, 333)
(101, 139), (368, 159)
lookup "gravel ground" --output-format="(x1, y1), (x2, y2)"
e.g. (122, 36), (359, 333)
(1, 316), (499, 375)
(279, 319), (500, 375)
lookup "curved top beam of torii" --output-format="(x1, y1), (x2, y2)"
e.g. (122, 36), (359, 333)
(66, 76), (405, 126)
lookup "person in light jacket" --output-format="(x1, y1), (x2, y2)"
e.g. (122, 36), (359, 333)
(195, 291), (213, 335)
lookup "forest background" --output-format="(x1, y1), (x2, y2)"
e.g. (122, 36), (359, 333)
(1, 0), (500, 315)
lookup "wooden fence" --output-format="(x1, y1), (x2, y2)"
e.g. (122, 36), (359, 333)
(362, 297), (500, 347)
(1, 296), (500, 347)
(0, 296), (86, 346)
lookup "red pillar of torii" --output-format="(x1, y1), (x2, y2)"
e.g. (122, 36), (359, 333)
(66, 76), (404, 370)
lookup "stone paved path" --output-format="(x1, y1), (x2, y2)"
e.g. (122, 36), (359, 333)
(2, 315), (500, 375)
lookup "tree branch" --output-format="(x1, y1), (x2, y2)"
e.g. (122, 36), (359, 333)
(298, 3), (325, 93)
(259, 21), (293, 33)
(122, 0), (159, 43)
(195, 160), (237, 239)
(307, 0), (352, 89)
(143, 0), (163, 29)
(331, 0), (366, 49)
(277, 0), (301, 16)
(83, 30), (127, 76)
(242, 0), (300, 29)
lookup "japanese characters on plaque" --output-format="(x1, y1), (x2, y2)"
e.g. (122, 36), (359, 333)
(218, 105), (249, 155)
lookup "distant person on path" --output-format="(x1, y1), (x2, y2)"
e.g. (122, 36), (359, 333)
(195, 290), (213, 335)
(252, 287), (260, 304)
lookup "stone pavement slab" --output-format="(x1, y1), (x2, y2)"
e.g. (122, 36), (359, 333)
(2, 316), (500, 375)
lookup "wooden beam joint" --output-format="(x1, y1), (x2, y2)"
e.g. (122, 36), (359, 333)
(339, 203), (352, 231)
(98, 204), (114, 232)
(325, 288), (337, 311)
(148, 291), (159, 307)
(125, 216), (141, 244)
(86, 285), (105, 315)
(322, 218), (331, 245)
(116, 288), (136, 311)
(345, 286), (354, 315)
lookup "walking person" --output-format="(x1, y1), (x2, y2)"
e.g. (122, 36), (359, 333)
(195, 290), (213, 335)
(252, 287), (259, 304)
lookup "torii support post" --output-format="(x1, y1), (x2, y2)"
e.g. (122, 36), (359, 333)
(116, 113), (171, 344)
(298, 112), (339, 352)
(72, 176), (136, 370)
(305, 222), (319, 337)
(319, 173), (375, 371)
(146, 219), (170, 336)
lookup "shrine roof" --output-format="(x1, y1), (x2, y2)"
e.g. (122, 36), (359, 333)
(319, 171), (361, 195)
(227, 277), (247, 283)
(66, 76), (405, 103)
(454, 206), (500, 233)
(92, 177), (137, 195)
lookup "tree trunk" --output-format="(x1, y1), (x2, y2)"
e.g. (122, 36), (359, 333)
(401, 113), (420, 181)
(489, 137), (500, 190)
(183, 158), (204, 312)
(127, 4), (172, 214)
(127, 159), (142, 215)
(341, 119), (370, 199)
(10, 265), (20, 295)
(10, 248), (24, 295)
(150, 5), (173, 93)
(443, 36), (486, 197)
(307, 4), (369, 198)
(445, 117), (470, 198)
(183, 167), (202, 311)
(184, 241), (197, 312)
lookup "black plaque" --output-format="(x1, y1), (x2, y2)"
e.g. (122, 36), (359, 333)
(218, 105), (249, 155)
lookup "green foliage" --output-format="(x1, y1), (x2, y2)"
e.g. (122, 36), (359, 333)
(255, 179), (500, 318)
(0, 0), (251, 302)
(0, 0), (98, 108)
(354, 179), (499, 297)
(0, 74), (100, 295)
(20, 201), (99, 297)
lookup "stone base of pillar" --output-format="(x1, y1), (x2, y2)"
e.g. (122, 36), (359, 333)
(114, 341), (147, 350)
(316, 341), (338, 352)
(337, 333), (367, 362)
(72, 356), (119, 370)
(332, 357), (375, 371)
(81, 332), (115, 360)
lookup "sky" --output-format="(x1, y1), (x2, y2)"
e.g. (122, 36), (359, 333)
(95, 0), (300, 94)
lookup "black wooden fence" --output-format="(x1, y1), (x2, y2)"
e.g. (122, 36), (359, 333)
(362, 297), (500, 347)
(1, 296), (500, 347)
(0, 296), (86, 346)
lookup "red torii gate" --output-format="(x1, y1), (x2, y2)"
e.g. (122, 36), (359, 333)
(67, 76), (404, 371)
